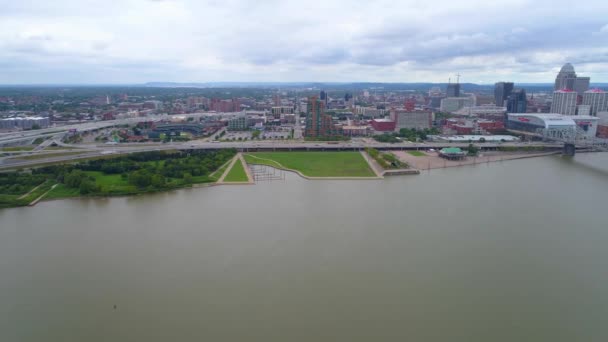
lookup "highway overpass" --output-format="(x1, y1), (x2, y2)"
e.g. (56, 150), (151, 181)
(1, 140), (567, 170)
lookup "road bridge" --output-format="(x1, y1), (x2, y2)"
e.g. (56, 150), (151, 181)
(536, 127), (608, 156)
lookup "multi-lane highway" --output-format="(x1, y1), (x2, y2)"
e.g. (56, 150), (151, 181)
(0, 139), (564, 170)
(0, 116), (165, 146)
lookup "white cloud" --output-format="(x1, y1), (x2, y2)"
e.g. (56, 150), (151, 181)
(0, 0), (608, 83)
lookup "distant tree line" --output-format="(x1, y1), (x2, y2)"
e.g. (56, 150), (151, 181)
(373, 128), (440, 143)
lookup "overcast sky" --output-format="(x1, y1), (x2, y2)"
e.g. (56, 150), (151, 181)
(1, 0), (608, 84)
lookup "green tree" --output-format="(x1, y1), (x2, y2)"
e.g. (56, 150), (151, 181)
(79, 179), (97, 195)
(151, 174), (165, 188)
(128, 170), (152, 188)
(467, 144), (479, 156)
(65, 170), (86, 188)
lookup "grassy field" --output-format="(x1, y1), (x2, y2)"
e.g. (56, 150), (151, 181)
(44, 184), (81, 200)
(243, 152), (375, 177)
(0, 146), (35, 152)
(84, 171), (138, 194)
(223, 158), (249, 182)
(408, 150), (427, 157)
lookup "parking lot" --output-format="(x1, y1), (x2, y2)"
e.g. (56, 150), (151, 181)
(263, 131), (289, 139)
(224, 131), (253, 140)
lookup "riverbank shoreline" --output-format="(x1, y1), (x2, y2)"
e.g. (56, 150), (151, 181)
(392, 150), (560, 171)
(0, 150), (586, 208)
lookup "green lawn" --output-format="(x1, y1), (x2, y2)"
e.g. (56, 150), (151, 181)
(224, 158), (249, 182)
(85, 171), (137, 194)
(408, 150), (427, 157)
(243, 152), (375, 177)
(44, 184), (81, 200)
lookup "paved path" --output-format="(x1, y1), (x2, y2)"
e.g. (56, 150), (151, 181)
(359, 151), (384, 178)
(393, 150), (559, 170)
(29, 184), (58, 206)
(18, 182), (45, 200)
(209, 158), (233, 179)
(216, 153), (254, 185)
(238, 153), (254, 183)
(217, 155), (239, 183)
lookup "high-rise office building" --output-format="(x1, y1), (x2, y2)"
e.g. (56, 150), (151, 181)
(319, 90), (328, 107)
(440, 97), (475, 112)
(506, 89), (527, 113)
(551, 90), (578, 116)
(575, 77), (590, 95)
(428, 87), (444, 109)
(494, 82), (514, 107)
(554, 63), (590, 96)
(305, 96), (337, 137)
(446, 83), (460, 97)
(582, 89), (608, 116)
(554, 63), (578, 91)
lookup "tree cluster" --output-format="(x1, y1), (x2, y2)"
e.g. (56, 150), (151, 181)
(30, 149), (237, 194)
(0, 172), (47, 195)
(373, 128), (440, 143)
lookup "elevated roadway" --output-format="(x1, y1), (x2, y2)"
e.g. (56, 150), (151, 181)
(1, 140), (565, 170)
(0, 117), (164, 146)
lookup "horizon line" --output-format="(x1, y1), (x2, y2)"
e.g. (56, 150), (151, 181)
(2, 81), (608, 87)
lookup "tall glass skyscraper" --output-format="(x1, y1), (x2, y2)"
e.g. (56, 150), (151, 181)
(494, 82), (514, 107)
(506, 89), (527, 113)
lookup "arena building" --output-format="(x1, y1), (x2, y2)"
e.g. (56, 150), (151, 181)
(507, 113), (599, 139)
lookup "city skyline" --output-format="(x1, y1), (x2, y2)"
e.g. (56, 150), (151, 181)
(1, 0), (608, 84)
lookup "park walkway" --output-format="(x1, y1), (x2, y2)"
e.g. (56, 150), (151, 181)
(29, 184), (58, 206)
(18, 181), (45, 200)
(359, 150), (384, 178)
(216, 153), (254, 185)
(238, 153), (254, 183)
(217, 155), (239, 183)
